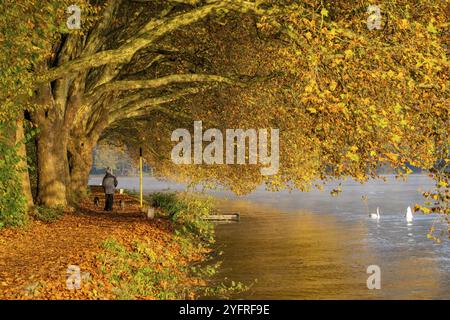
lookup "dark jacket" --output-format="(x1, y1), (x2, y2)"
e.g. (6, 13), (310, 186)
(102, 173), (118, 195)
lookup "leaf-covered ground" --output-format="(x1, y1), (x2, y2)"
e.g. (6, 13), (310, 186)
(0, 193), (207, 299)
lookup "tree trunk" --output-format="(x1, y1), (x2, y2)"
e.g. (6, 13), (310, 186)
(67, 137), (94, 203)
(33, 83), (69, 208)
(16, 113), (34, 209)
(36, 123), (68, 207)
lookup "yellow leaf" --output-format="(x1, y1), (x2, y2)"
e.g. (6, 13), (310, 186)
(391, 134), (401, 143)
(329, 81), (337, 91)
(346, 151), (360, 162)
(344, 49), (353, 59)
(400, 19), (409, 29)
(384, 153), (399, 162)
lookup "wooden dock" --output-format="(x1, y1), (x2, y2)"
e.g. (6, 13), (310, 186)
(204, 212), (240, 222)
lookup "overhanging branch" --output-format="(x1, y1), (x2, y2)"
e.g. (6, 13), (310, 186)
(38, 0), (269, 84)
(108, 86), (203, 125)
(39, 3), (225, 83)
(85, 73), (242, 104)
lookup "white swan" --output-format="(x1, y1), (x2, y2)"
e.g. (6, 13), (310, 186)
(369, 207), (380, 219)
(406, 206), (414, 222)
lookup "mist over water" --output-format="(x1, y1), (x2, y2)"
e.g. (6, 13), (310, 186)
(89, 174), (450, 299)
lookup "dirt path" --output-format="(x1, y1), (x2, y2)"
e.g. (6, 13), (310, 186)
(0, 193), (175, 299)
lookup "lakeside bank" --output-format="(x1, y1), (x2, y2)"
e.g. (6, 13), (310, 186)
(0, 190), (239, 299)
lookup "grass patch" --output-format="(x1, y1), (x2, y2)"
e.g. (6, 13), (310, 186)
(98, 237), (202, 299)
(32, 205), (64, 223)
(97, 236), (247, 300)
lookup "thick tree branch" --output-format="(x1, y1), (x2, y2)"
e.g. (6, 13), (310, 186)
(39, 0), (268, 84)
(108, 86), (202, 123)
(87, 86), (202, 137)
(83, 0), (123, 56)
(75, 72), (235, 131)
(39, 3), (225, 83)
(85, 73), (241, 103)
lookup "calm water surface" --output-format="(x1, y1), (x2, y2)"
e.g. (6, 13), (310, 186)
(89, 175), (449, 299)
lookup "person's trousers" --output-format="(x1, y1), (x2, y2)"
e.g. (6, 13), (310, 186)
(104, 194), (114, 211)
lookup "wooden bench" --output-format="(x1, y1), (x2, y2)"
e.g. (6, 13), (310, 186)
(89, 185), (104, 193)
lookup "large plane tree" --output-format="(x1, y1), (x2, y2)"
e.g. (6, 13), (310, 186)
(4, 0), (447, 216)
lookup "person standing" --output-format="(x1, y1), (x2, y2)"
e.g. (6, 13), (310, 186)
(102, 167), (118, 211)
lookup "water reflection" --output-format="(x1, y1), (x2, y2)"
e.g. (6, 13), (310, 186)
(213, 178), (449, 299)
(89, 174), (449, 299)
(216, 200), (447, 299)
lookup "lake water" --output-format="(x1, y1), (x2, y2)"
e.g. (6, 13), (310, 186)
(89, 174), (450, 299)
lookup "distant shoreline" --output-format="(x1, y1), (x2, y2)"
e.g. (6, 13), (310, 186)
(89, 173), (430, 179)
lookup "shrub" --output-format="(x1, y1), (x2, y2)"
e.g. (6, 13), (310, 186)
(0, 122), (27, 228)
(150, 192), (214, 241)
